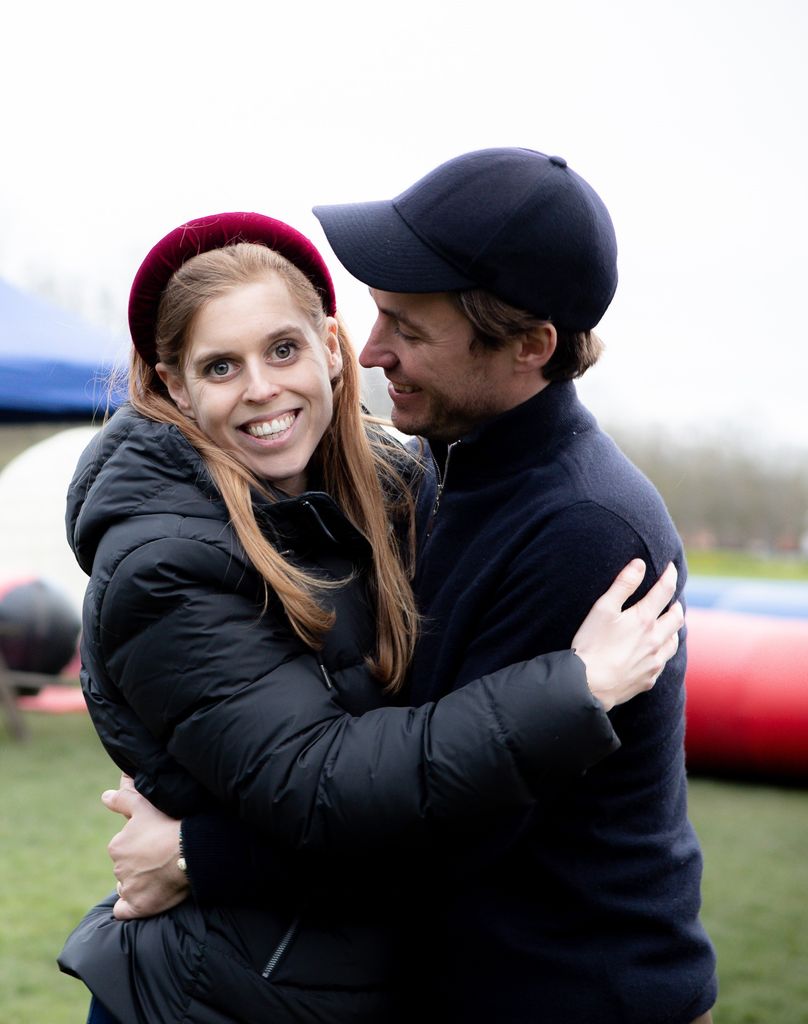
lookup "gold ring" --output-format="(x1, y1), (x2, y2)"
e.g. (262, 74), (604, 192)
(116, 880), (124, 897)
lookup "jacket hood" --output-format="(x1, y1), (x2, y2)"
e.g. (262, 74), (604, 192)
(66, 406), (227, 576)
(66, 405), (375, 578)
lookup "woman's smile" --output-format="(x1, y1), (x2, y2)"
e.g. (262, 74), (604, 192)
(241, 411), (298, 440)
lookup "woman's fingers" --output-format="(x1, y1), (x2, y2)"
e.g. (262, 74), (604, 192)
(572, 561), (684, 711)
(595, 559), (647, 615)
(654, 599), (685, 645)
(634, 562), (678, 619)
(590, 559), (678, 622)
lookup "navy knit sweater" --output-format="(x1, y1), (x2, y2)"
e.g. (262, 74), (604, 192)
(406, 380), (717, 1023)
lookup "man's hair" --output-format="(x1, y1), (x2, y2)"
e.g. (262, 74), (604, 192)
(452, 288), (604, 380)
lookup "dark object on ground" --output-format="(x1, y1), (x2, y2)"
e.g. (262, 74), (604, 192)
(0, 578), (80, 692)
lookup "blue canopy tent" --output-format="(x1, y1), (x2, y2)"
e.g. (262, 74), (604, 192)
(0, 278), (127, 421)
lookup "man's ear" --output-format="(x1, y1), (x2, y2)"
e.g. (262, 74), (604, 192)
(513, 323), (557, 374)
(324, 317), (343, 380)
(155, 363), (194, 417)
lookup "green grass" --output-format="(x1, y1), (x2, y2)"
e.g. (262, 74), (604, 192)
(0, 712), (116, 1024)
(2, 711), (808, 1022)
(689, 779), (808, 1023)
(687, 549), (808, 580)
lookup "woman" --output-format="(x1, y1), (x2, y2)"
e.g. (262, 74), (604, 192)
(59, 212), (681, 1023)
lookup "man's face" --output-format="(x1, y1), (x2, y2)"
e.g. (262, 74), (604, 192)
(359, 290), (521, 442)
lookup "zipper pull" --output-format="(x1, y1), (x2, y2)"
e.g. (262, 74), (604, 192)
(318, 660), (333, 689)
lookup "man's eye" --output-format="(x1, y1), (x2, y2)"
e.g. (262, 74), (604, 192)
(393, 324), (417, 342)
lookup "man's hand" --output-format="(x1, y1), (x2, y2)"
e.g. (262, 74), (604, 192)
(572, 560), (683, 711)
(102, 775), (189, 921)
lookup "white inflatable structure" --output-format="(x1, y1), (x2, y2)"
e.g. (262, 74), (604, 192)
(0, 426), (98, 614)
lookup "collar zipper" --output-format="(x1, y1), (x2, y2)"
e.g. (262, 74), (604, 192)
(425, 441), (458, 541)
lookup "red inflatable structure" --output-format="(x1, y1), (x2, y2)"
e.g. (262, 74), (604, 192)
(685, 608), (808, 780)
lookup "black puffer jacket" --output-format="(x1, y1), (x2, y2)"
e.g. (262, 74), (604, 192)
(58, 407), (618, 1024)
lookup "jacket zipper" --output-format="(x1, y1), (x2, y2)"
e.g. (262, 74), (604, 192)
(262, 915), (301, 979)
(425, 441), (458, 541)
(318, 659), (333, 689)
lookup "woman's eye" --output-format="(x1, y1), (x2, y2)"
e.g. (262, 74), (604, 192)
(208, 359), (232, 377)
(273, 341), (297, 360)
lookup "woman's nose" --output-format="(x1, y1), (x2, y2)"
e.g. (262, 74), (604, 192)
(242, 364), (281, 403)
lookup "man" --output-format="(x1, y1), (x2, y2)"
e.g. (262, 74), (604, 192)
(311, 148), (717, 1023)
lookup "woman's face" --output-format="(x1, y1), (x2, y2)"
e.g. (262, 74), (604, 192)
(157, 274), (342, 495)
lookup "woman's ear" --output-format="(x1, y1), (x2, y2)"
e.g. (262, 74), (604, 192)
(155, 363), (194, 417)
(323, 317), (343, 380)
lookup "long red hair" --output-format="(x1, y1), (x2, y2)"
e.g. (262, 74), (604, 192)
(129, 242), (419, 691)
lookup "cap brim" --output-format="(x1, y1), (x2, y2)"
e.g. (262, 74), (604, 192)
(313, 199), (476, 294)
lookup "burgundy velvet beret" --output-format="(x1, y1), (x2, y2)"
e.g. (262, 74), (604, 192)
(128, 212), (337, 365)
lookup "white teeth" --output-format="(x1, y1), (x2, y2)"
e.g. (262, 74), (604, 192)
(392, 384), (417, 394)
(245, 413), (295, 438)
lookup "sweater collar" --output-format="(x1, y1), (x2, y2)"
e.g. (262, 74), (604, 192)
(426, 380), (595, 478)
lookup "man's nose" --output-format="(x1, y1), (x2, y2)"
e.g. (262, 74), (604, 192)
(359, 321), (397, 369)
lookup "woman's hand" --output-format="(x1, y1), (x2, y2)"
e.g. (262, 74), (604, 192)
(572, 559), (683, 712)
(102, 774), (189, 921)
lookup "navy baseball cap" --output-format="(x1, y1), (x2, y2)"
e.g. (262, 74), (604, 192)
(313, 148), (618, 331)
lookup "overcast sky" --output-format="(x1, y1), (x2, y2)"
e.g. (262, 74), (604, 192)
(2, 0), (806, 450)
